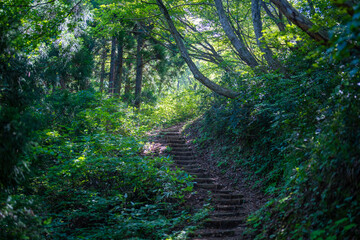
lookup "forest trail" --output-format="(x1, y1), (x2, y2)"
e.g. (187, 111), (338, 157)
(161, 126), (251, 239)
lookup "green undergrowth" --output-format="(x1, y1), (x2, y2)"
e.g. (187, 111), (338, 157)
(187, 46), (359, 238)
(0, 89), (205, 239)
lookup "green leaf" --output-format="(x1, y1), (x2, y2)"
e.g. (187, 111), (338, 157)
(344, 223), (356, 231)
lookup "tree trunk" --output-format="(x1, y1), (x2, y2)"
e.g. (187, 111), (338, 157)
(134, 32), (144, 108)
(99, 39), (107, 93)
(156, 0), (240, 99)
(114, 38), (124, 95)
(108, 36), (117, 94)
(124, 66), (131, 99)
(251, 0), (282, 70)
(261, 1), (286, 32)
(59, 76), (66, 89)
(214, 0), (259, 68)
(270, 0), (329, 43)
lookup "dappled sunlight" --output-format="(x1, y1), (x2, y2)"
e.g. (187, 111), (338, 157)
(143, 141), (170, 156)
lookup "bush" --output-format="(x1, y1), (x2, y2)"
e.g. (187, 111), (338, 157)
(31, 131), (193, 239)
(1, 88), (203, 239)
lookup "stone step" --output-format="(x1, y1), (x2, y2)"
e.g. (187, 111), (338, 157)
(175, 163), (199, 168)
(168, 140), (186, 144)
(171, 151), (193, 156)
(176, 164), (200, 170)
(166, 139), (184, 143)
(163, 132), (180, 135)
(211, 189), (233, 194)
(171, 144), (190, 148)
(192, 235), (245, 240)
(214, 198), (245, 205)
(184, 167), (204, 172)
(171, 149), (193, 153)
(192, 228), (238, 238)
(194, 178), (215, 183)
(213, 193), (244, 199)
(204, 217), (245, 229)
(171, 148), (192, 152)
(162, 127), (249, 239)
(168, 143), (187, 147)
(191, 172), (210, 178)
(177, 167), (204, 174)
(165, 135), (185, 141)
(195, 183), (222, 190)
(215, 205), (244, 211)
(171, 147), (192, 151)
(162, 129), (179, 132)
(173, 155), (195, 160)
(210, 211), (246, 218)
(175, 160), (198, 165)
(175, 159), (198, 162)
(174, 157), (195, 161)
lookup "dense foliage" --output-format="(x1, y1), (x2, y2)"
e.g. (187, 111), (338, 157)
(1, 0), (359, 239)
(189, 3), (360, 239)
(1, 90), (203, 239)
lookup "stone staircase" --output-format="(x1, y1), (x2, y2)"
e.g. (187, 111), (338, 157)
(162, 127), (249, 239)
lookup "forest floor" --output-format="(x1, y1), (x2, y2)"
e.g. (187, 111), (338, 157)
(146, 122), (267, 239)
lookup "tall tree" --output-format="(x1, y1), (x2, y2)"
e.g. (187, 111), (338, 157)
(261, 1), (286, 32)
(100, 39), (107, 93)
(156, 0), (240, 99)
(134, 28), (145, 108)
(108, 36), (117, 94)
(114, 36), (124, 95)
(270, 0), (329, 43)
(124, 64), (131, 99)
(251, 0), (282, 70)
(214, 0), (259, 68)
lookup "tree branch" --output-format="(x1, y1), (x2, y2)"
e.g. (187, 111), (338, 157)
(156, 0), (240, 99)
(270, 0), (329, 44)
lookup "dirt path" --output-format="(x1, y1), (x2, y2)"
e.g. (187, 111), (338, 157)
(161, 125), (258, 239)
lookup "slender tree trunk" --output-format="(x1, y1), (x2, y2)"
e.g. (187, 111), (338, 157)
(114, 38), (124, 96)
(262, 1), (286, 32)
(214, 0), (259, 68)
(59, 76), (66, 89)
(124, 66), (131, 99)
(99, 39), (107, 93)
(108, 36), (117, 94)
(251, 0), (282, 70)
(156, 0), (240, 99)
(134, 32), (144, 108)
(270, 0), (329, 43)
